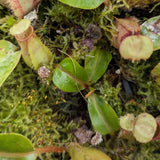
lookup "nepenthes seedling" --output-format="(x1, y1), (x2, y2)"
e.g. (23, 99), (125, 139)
(0, 18), (120, 136)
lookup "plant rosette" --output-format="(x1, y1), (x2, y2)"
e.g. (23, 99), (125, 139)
(52, 48), (120, 135)
(113, 17), (154, 62)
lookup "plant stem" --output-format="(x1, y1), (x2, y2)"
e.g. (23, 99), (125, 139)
(36, 146), (66, 154)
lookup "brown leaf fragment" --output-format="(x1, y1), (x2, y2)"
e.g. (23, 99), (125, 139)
(74, 125), (94, 144)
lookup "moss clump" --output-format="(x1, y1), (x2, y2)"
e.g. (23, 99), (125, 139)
(0, 60), (78, 159)
(94, 74), (122, 116)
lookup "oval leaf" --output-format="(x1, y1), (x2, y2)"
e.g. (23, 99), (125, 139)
(141, 15), (160, 51)
(53, 58), (88, 92)
(0, 133), (37, 160)
(58, 0), (104, 9)
(85, 47), (112, 83)
(88, 93), (120, 135)
(68, 143), (112, 160)
(0, 40), (21, 87)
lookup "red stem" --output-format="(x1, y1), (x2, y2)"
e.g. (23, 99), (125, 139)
(36, 146), (66, 154)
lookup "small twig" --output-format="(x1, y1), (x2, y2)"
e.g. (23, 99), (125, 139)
(36, 146), (65, 154)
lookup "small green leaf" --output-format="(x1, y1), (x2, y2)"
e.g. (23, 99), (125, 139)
(0, 133), (37, 160)
(58, 0), (104, 9)
(141, 15), (160, 51)
(68, 143), (112, 160)
(53, 58), (88, 92)
(0, 40), (21, 87)
(85, 47), (112, 83)
(151, 63), (160, 85)
(88, 93), (120, 135)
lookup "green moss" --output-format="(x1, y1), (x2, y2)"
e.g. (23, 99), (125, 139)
(92, 74), (122, 116)
(102, 138), (160, 160)
(0, 60), (78, 159)
(125, 50), (160, 114)
(0, 0), (160, 159)
(0, 16), (17, 40)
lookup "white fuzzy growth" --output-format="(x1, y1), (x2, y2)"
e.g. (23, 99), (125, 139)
(91, 132), (103, 145)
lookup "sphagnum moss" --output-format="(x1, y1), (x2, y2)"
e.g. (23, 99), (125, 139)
(0, 61), (77, 160)
(1, 0), (160, 159)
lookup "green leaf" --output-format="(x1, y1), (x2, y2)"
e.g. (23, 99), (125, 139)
(85, 47), (112, 83)
(53, 58), (89, 92)
(0, 40), (17, 59)
(0, 133), (37, 160)
(141, 15), (160, 51)
(88, 93), (120, 135)
(58, 0), (104, 9)
(0, 40), (21, 87)
(68, 143), (112, 160)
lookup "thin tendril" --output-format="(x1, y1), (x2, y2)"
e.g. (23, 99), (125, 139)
(58, 49), (88, 103)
